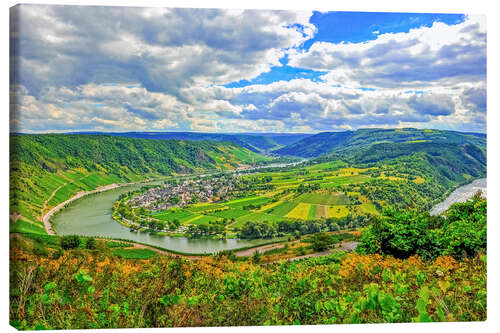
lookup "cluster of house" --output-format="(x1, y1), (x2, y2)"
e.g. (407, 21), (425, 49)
(127, 176), (238, 211)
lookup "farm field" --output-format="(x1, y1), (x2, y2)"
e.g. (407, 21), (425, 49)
(307, 204), (317, 219)
(327, 205), (350, 218)
(263, 201), (297, 216)
(296, 192), (349, 205)
(286, 202), (311, 219)
(153, 209), (199, 223)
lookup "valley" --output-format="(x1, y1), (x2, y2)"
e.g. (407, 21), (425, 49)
(9, 128), (488, 328)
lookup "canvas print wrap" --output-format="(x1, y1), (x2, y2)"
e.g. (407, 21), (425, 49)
(9, 4), (486, 330)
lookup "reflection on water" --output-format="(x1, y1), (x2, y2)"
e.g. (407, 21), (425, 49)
(430, 178), (486, 216)
(52, 181), (270, 253)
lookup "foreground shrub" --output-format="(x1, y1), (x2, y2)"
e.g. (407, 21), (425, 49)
(9, 242), (486, 329)
(357, 197), (486, 260)
(60, 235), (80, 250)
(85, 238), (96, 250)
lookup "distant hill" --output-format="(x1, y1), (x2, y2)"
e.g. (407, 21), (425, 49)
(68, 131), (312, 154)
(275, 128), (486, 158)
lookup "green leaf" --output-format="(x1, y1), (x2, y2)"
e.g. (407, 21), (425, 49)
(41, 294), (50, 304)
(44, 282), (57, 292)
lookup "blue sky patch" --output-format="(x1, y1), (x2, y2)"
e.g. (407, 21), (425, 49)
(303, 11), (465, 49)
(225, 56), (326, 88)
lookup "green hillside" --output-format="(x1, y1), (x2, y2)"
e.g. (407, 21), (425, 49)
(10, 134), (272, 233)
(74, 132), (311, 153)
(275, 128), (486, 157)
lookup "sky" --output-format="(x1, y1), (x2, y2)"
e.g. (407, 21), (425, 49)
(9, 6), (486, 133)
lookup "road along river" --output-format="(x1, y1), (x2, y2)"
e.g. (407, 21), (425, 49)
(430, 178), (486, 216)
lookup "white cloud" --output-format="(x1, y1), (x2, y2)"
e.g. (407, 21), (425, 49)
(11, 5), (315, 97)
(288, 15), (486, 89)
(9, 6), (486, 134)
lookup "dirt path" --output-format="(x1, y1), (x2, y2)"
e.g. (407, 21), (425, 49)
(318, 205), (328, 218)
(234, 241), (299, 257)
(234, 243), (284, 257)
(42, 183), (121, 235)
(41, 174), (93, 219)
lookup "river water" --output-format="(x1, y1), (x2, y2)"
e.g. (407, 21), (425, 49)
(52, 182), (275, 254)
(430, 178), (487, 215)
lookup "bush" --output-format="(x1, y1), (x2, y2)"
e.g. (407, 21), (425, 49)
(33, 242), (48, 257)
(85, 238), (96, 250)
(310, 233), (333, 252)
(51, 248), (64, 259)
(357, 197), (486, 260)
(60, 235), (81, 250)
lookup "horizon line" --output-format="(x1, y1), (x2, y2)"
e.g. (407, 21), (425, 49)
(9, 127), (487, 136)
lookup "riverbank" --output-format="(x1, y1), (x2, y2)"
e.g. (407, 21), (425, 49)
(430, 178), (486, 215)
(42, 183), (122, 235)
(43, 177), (164, 235)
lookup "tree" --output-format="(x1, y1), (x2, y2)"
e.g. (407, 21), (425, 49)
(60, 235), (80, 250)
(310, 233), (333, 252)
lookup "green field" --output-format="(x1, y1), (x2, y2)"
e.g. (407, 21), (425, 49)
(231, 211), (288, 228)
(154, 209), (199, 223)
(264, 201), (298, 216)
(185, 215), (222, 226)
(206, 208), (251, 219)
(226, 196), (272, 209)
(307, 204), (317, 219)
(295, 192), (349, 205)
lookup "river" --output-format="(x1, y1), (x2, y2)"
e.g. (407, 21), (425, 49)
(430, 178), (487, 215)
(51, 162), (308, 254)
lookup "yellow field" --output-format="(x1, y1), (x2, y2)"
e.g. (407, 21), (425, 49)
(286, 203), (311, 219)
(378, 172), (405, 181)
(358, 203), (379, 215)
(183, 215), (203, 224)
(324, 167), (370, 178)
(327, 205), (350, 218)
(257, 200), (283, 212)
(413, 176), (425, 184)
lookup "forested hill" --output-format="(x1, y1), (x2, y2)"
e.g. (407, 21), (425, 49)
(10, 134), (271, 231)
(68, 131), (311, 154)
(11, 134), (270, 176)
(275, 128), (486, 158)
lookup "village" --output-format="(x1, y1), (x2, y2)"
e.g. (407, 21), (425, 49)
(127, 174), (241, 211)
